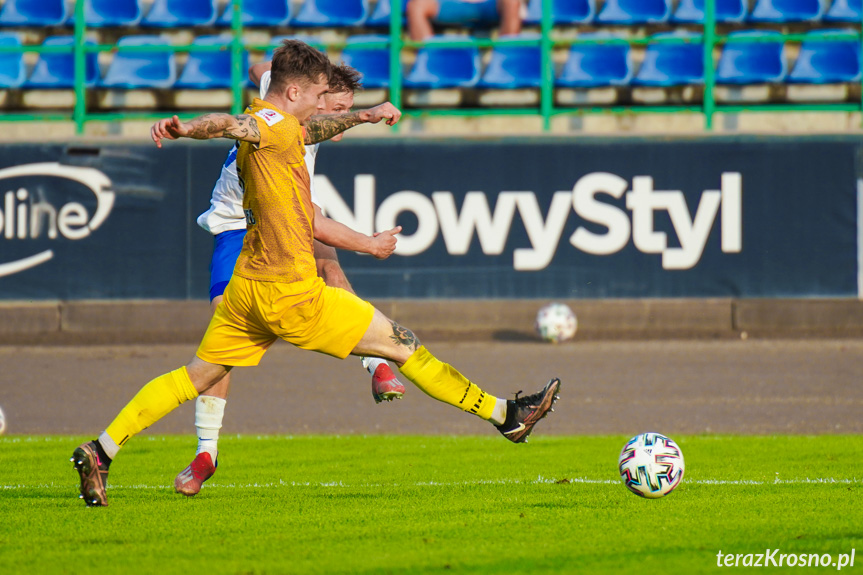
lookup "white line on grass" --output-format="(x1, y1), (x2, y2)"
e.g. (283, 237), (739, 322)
(4, 477), (861, 491)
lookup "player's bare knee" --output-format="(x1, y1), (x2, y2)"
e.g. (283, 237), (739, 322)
(202, 372), (231, 399)
(186, 357), (231, 394)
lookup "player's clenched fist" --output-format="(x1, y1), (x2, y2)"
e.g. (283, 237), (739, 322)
(360, 102), (402, 127)
(369, 226), (402, 259)
(151, 115), (192, 148)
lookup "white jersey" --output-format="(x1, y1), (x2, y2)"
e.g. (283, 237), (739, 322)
(197, 70), (320, 235)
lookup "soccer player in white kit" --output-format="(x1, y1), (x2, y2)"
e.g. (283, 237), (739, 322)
(174, 62), (407, 496)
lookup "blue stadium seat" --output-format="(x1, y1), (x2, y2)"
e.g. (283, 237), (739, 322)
(175, 35), (248, 89)
(824, 0), (862, 22)
(556, 33), (632, 87)
(341, 35), (390, 88)
(100, 35), (176, 88)
(0, 33), (25, 88)
(83, 0), (143, 27)
(596, 0), (672, 24)
(292, 0), (369, 27)
(524, 0), (595, 25)
(748, 0), (826, 22)
(0, 0), (68, 26)
(143, 0), (217, 27)
(403, 37), (480, 88)
(633, 31), (704, 86)
(26, 36), (98, 88)
(715, 31), (786, 84)
(217, 0), (291, 27)
(672, 0), (747, 23)
(366, 0), (404, 27)
(788, 30), (861, 83)
(478, 34), (541, 88)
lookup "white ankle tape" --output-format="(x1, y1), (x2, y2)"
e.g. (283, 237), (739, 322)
(98, 431), (121, 460)
(195, 396), (227, 436)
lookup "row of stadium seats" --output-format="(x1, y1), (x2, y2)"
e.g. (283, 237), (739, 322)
(558, 30), (860, 86)
(0, 0), (860, 28)
(524, 0), (863, 25)
(0, 34), (249, 88)
(1, 31), (858, 89)
(0, 0), (381, 28)
(393, 31), (861, 87)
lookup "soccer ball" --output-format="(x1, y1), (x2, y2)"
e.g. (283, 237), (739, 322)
(618, 432), (685, 498)
(534, 302), (577, 343)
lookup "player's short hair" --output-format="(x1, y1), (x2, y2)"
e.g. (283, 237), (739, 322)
(269, 39), (332, 93)
(329, 63), (363, 94)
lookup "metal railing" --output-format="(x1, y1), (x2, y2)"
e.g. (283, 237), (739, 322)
(0, 0), (860, 133)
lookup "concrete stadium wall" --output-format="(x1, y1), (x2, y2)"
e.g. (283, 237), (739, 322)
(2, 298), (863, 344)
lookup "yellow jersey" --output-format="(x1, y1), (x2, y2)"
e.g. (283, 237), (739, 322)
(233, 98), (317, 284)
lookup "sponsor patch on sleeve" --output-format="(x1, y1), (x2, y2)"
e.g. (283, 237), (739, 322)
(254, 108), (284, 127)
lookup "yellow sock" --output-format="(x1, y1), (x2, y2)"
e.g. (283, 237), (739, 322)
(399, 346), (497, 420)
(104, 367), (199, 450)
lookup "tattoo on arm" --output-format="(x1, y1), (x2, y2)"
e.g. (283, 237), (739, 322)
(183, 114), (227, 139)
(389, 321), (420, 351)
(185, 114), (260, 142)
(225, 115), (261, 142)
(304, 112), (364, 144)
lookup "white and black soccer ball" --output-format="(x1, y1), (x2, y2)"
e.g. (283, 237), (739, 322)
(534, 302), (577, 343)
(618, 432), (685, 498)
(0, 405), (6, 436)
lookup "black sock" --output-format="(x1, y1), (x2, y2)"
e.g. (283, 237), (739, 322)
(93, 440), (112, 468)
(498, 399), (516, 428)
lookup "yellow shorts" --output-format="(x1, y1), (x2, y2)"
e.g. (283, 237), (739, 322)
(196, 275), (375, 367)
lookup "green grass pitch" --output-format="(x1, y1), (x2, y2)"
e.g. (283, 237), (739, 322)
(1, 435), (860, 574)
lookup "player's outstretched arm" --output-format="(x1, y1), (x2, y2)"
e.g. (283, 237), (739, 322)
(313, 205), (401, 259)
(304, 102), (402, 144)
(150, 114), (261, 148)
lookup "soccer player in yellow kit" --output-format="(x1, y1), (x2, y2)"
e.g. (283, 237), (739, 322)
(174, 63), (407, 497)
(71, 40), (559, 507)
